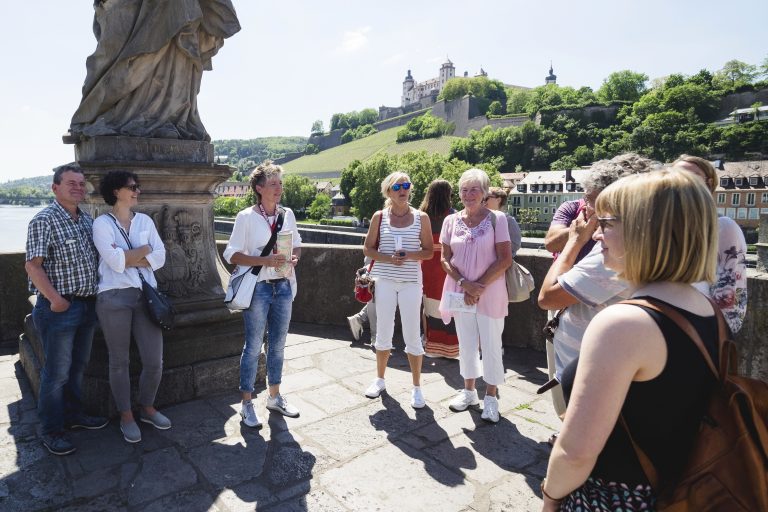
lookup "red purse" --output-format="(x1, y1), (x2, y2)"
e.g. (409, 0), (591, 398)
(354, 212), (381, 303)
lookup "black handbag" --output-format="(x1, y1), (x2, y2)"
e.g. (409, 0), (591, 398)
(109, 214), (176, 330)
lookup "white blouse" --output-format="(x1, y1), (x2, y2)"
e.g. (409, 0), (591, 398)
(92, 212), (166, 293)
(223, 206), (302, 298)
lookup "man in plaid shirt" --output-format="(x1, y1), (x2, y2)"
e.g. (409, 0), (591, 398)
(25, 163), (108, 455)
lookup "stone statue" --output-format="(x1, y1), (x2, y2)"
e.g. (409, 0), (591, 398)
(68, 0), (241, 142)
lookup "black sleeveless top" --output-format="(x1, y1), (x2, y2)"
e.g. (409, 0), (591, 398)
(560, 297), (718, 485)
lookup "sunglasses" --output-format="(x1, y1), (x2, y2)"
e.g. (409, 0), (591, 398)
(596, 216), (620, 231)
(391, 182), (411, 191)
(123, 184), (141, 192)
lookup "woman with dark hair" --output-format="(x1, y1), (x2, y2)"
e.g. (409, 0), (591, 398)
(92, 171), (170, 444)
(418, 179), (459, 359)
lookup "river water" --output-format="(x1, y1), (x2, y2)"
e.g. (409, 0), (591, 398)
(0, 205), (45, 253)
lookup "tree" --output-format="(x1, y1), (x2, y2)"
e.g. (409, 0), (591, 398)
(310, 120), (323, 134)
(308, 194), (332, 220)
(282, 175), (315, 212)
(516, 208), (539, 230)
(597, 70), (649, 103)
(506, 88), (532, 115)
(713, 59), (758, 90)
(487, 100), (504, 116)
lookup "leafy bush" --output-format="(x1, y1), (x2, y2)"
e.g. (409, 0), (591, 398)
(308, 194), (332, 220)
(341, 124), (377, 144)
(396, 113), (454, 143)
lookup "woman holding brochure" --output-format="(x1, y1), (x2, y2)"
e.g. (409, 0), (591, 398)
(223, 161), (302, 429)
(362, 171), (433, 409)
(438, 168), (512, 423)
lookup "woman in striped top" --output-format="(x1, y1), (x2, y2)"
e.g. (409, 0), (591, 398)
(363, 172), (434, 408)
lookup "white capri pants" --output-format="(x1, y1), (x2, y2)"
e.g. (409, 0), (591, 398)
(374, 278), (424, 356)
(454, 312), (505, 386)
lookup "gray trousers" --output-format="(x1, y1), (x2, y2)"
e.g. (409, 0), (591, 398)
(96, 287), (164, 412)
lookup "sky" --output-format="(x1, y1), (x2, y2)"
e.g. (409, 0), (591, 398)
(1, 0), (766, 182)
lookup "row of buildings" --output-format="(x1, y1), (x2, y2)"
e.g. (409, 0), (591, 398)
(502, 160), (768, 229)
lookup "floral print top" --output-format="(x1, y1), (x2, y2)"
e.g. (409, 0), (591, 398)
(694, 216), (748, 334)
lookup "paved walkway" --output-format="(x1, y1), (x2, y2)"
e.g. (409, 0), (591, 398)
(0, 323), (557, 511)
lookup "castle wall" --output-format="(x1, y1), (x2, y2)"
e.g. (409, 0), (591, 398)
(307, 129), (344, 151)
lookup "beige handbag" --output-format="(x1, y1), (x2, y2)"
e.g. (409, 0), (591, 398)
(488, 212), (536, 302)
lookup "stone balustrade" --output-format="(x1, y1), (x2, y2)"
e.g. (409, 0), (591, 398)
(3, 244), (766, 383)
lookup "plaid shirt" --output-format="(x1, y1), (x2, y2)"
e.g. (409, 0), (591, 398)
(26, 200), (99, 296)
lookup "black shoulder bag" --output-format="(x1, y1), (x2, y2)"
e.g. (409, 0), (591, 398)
(109, 214), (176, 331)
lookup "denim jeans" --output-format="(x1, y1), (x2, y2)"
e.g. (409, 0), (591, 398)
(240, 279), (293, 393)
(33, 296), (98, 435)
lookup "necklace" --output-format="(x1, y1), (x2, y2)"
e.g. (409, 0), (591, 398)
(462, 210), (485, 228)
(390, 206), (410, 218)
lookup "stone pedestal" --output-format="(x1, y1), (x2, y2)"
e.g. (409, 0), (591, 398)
(19, 136), (266, 417)
(757, 213), (768, 273)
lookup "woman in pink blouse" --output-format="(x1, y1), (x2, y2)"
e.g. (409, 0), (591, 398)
(439, 168), (513, 423)
(673, 155), (748, 333)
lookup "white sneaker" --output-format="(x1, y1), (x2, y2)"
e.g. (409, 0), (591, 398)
(411, 387), (425, 409)
(449, 389), (480, 412)
(481, 395), (500, 423)
(266, 394), (300, 418)
(240, 400), (263, 428)
(347, 315), (364, 341)
(365, 378), (386, 398)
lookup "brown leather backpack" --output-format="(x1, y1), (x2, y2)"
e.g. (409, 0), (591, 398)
(621, 298), (768, 511)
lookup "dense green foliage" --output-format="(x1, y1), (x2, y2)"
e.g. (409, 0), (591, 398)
(341, 124), (377, 143)
(308, 194), (332, 220)
(330, 109), (378, 131)
(0, 176), (54, 205)
(341, 152), (501, 220)
(438, 76), (508, 115)
(451, 57), (768, 170)
(213, 137), (308, 175)
(281, 175), (316, 214)
(396, 113), (454, 142)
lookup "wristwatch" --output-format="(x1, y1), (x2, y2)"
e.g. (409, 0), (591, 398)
(457, 277), (465, 288)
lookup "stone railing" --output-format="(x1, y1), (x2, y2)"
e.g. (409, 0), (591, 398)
(3, 245), (768, 381)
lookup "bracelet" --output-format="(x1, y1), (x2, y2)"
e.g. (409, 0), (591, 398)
(540, 479), (564, 502)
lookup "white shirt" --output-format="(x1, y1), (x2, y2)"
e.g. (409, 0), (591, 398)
(92, 212), (166, 293)
(223, 206), (302, 299)
(553, 241), (631, 380)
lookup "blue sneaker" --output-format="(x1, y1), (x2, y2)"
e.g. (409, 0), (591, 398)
(67, 413), (109, 430)
(41, 432), (76, 455)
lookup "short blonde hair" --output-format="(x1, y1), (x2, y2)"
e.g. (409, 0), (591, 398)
(381, 171), (413, 208)
(673, 154), (717, 194)
(487, 186), (508, 206)
(249, 160), (284, 205)
(458, 168), (490, 196)
(595, 169), (717, 285)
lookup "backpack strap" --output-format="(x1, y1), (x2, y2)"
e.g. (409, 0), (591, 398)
(617, 297), (727, 492)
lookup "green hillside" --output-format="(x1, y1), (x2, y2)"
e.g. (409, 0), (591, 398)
(282, 127), (460, 175)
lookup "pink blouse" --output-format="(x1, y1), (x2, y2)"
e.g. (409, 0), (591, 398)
(438, 210), (510, 322)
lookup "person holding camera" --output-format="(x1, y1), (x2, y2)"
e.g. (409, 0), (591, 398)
(362, 172), (433, 409)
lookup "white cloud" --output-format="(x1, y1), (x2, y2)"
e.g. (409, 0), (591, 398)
(381, 53), (404, 67)
(337, 27), (371, 54)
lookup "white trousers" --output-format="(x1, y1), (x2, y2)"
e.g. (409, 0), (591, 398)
(374, 278), (424, 356)
(454, 312), (505, 385)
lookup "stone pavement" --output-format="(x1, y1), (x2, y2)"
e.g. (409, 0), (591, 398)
(0, 323), (558, 511)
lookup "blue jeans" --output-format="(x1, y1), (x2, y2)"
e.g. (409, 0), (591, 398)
(33, 296), (98, 435)
(240, 280), (293, 393)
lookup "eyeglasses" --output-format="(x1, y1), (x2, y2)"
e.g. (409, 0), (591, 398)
(391, 182), (411, 191)
(124, 184), (141, 192)
(596, 216), (620, 231)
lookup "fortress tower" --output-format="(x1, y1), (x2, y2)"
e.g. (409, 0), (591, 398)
(402, 69), (415, 107)
(545, 62), (557, 85)
(438, 58), (456, 89)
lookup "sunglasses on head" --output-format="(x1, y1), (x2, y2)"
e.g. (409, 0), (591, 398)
(391, 182), (411, 191)
(124, 184), (141, 192)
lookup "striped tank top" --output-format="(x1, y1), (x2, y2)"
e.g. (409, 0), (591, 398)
(370, 208), (422, 283)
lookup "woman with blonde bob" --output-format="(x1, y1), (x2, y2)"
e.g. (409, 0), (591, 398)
(541, 170), (720, 511)
(363, 171), (433, 408)
(673, 155), (747, 334)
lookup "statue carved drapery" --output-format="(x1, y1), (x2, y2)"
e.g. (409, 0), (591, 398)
(69, 0), (240, 141)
